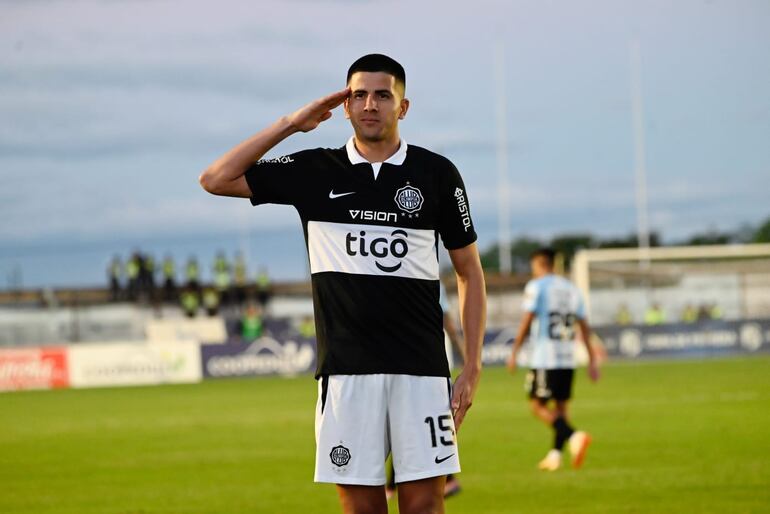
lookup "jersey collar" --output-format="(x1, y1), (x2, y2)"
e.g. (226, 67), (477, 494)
(345, 136), (408, 166)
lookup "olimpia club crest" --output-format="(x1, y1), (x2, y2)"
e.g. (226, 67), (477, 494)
(394, 184), (424, 213)
(330, 445), (351, 466)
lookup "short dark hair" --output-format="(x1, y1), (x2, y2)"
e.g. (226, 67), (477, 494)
(530, 247), (557, 267)
(347, 54), (406, 92)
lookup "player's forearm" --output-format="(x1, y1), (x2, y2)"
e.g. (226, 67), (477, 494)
(199, 116), (298, 194)
(511, 312), (533, 356)
(511, 331), (526, 355)
(455, 268), (486, 373)
(578, 319), (596, 362)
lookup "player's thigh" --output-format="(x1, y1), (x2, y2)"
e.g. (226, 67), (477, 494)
(397, 475), (446, 514)
(550, 369), (575, 403)
(526, 368), (554, 401)
(389, 375), (460, 483)
(315, 375), (389, 485)
(336, 484), (388, 514)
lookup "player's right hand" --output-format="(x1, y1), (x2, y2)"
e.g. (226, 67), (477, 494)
(286, 88), (350, 133)
(588, 361), (600, 382)
(505, 354), (517, 374)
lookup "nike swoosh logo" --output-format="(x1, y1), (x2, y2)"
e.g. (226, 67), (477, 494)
(329, 190), (356, 199)
(435, 454), (455, 464)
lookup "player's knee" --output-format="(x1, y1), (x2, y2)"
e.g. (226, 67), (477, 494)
(340, 497), (387, 514)
(399, 497), (443, 514)
(348, 505), (387, 514)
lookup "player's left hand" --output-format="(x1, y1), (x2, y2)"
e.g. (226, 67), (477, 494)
(451, 366), (480, 432)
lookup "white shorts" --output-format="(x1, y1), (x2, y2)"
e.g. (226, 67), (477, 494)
(314, 374), (461, 486)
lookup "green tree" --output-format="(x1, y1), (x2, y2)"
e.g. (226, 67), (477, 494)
(754, 217), (770, 243)
(479, 237), (542, 273)
(550, 234), (593, 270)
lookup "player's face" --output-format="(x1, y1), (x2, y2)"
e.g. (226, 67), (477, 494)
(530, 256), (551, 277)
(344, 71), (409, 143)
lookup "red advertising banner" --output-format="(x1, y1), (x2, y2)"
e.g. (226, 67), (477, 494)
(0, 348), (69, 391)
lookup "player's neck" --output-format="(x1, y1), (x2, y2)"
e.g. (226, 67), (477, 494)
(352, 134), (401, 163)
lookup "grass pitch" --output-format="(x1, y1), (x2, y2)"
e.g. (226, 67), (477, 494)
(1, 357), (769, 513)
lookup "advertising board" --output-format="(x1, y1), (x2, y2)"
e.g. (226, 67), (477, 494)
(68, 341), (202, 388)
(595, 319), (770, 358)
(201, 337), (316, 378)
(0, 347), (69, 391)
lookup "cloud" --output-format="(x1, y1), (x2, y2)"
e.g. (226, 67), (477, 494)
(1, 0), (768, 254)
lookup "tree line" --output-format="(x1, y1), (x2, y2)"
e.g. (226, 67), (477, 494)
(479, 216), (770, 273)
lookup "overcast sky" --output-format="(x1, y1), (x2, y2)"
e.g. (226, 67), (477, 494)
(1, 0), (769, 284)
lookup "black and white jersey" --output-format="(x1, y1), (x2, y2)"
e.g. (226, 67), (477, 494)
(245, 138), (477, 378)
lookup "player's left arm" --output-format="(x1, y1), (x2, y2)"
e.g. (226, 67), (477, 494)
(577, 317), (600, 382)
(448, 242), (486, 432)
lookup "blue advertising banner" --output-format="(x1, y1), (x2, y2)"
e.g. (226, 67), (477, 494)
(201, 337), (316, 378)
(478, 319), (770, 366)
(480, 328), (516, 367)
(202, 319), (770, 379)
(594, 319), (770, 358)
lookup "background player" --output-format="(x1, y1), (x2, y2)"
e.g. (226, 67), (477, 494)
(506, 248), (599, 471)
(199, 54), (486, 514)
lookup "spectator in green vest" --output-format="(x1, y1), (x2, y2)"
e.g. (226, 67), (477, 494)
(162, 255), (177, 303)
(644, 303), (666, 325)
(239, 303), (263, 343)
(126, 252), (142, 301)
(681, 304), (698, 324)
(180, 287), (199, 318)
(256, 267), (272, 310)
(143, 254), (157, 301)
(185, 256), (200, 293)
(212, 251), (231, 305)
(708, 303), (723, 320)
(203, 287), (221, 317)
(233, 251), (248, 307)
(298, 315), (316, 338)
(615, 304), (632, 325)
(108, 255), (122, 302)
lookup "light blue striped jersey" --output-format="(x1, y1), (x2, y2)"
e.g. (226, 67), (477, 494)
(522, 274), (586, 369)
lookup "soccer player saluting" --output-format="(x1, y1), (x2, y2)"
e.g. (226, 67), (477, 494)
(199, 54), (486, 514)
(506, 248), (599, 471)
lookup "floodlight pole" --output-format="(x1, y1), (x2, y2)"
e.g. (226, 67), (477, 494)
(630, 39), (651, 270)
(495, 41), (512, 275)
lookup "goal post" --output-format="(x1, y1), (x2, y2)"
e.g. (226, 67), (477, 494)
(572, 243), (770, 325)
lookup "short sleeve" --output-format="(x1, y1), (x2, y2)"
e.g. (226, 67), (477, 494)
(438, 160), (478, 250)
(244, 150), (314, 206)
(522, 281), (539, 313)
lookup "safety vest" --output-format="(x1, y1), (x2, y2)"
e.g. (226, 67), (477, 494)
(241, 315), (263, 341)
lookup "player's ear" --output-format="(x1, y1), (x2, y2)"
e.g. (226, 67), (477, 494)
(398, 98), (410, 120)
(343, 96), (351, 119)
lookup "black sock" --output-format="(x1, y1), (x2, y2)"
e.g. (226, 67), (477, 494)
(552, 416), (575, 451)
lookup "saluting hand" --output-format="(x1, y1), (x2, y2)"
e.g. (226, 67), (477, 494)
(286, 88), (350, 133)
